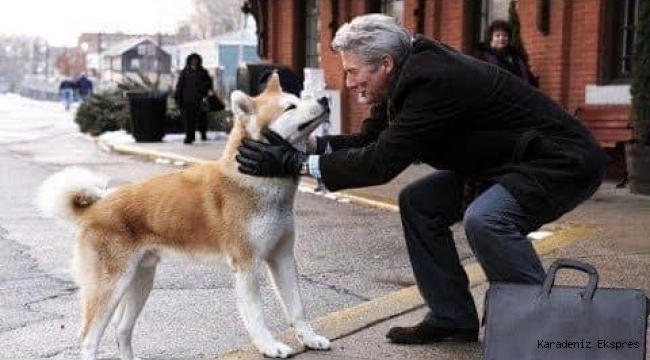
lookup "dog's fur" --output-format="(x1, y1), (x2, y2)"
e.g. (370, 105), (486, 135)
(36, 73), (330, 359)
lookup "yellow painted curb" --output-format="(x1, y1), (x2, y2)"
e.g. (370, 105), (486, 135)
(215, 224), (593, 359)
(299, 178), (399, 213)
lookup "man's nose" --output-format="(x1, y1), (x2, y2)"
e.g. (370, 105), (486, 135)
(317, 97), (330, 111)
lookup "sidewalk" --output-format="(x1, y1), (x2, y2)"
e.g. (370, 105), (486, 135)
(99, 135), (650, 359)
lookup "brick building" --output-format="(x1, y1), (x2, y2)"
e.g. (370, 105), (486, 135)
(249, 0), (639, 173)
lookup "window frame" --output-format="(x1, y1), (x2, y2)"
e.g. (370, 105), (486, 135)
(367, 0), (404, 23)
(601, 0), (640, 84)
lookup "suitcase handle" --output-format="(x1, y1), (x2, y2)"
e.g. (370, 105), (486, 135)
(541, 258), (599, 301)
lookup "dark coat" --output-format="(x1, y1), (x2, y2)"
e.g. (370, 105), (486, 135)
(318, 37), (606, 222)
(76, 75), (93, 96)
(174, 53), (213, 108)
(476, 43), (538, 87)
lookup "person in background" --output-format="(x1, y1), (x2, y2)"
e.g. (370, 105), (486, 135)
(174, 53), (213, 144)
(236, 14), (606, 345)
(476, 19), (539, 88)
(58, 79), (76, 111)
(75, 74), (93, 102)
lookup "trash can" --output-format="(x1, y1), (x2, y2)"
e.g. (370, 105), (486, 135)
(127, 91), (167, 142)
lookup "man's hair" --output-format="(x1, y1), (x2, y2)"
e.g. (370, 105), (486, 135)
(486, 19), (512, 39)
(331, 14), (412, 68)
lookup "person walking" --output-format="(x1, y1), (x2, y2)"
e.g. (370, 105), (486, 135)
(75, 74), (93, 102)
(235, 14), (606, 345)
(58, 79), (76, 111)
(174, 53), (213, 144)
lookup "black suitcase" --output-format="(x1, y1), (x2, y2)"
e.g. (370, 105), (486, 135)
(483, 258), (648, 360)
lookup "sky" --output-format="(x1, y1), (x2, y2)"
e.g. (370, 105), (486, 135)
(0, 0), (194, 47)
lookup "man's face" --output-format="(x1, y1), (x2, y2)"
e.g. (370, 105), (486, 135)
(340, 51), (393, 104)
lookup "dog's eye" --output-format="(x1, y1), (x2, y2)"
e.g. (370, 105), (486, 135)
(284, 104), (297, 112)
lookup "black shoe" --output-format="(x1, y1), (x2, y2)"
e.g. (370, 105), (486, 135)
(183, 138), (194, 144)
(386, 321), (478, 344)
(201, 132), (207, 141)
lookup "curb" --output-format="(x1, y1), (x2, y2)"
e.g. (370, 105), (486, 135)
(104, 141), (214, 166)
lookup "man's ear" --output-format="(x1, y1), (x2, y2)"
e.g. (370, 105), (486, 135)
(381, 55), (396, 75)
(230, 90), (254, 119)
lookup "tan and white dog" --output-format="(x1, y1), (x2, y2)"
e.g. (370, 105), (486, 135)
(36, 73), (331, 360)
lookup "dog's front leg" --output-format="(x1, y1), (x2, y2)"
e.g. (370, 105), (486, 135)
(266, 236), (331, 351)
(235, 268), (293, 358)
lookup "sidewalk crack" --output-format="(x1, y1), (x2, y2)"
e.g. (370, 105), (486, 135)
(299, 274), (371, 301)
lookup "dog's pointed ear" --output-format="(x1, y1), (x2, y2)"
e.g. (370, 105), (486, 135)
(230, 90), (254, 119)
(262, 71), (282, 94)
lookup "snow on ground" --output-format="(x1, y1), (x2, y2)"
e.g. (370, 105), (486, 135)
(0, 93), (229, 144)
(0, 94), (77, 143)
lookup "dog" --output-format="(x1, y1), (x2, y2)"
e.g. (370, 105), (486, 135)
(36, 73), (331, 359)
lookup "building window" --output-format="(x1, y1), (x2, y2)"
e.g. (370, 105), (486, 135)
(130, 58), (139, 70)
(381, 0), (404, 22)
(305, 0), (321, 68)
(368, 0), (404, 22)
(137, 44), (155, 57)
(604, 0), (640, 82)
(478, 0), (511, 41)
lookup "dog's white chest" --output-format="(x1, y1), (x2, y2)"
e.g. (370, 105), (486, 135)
(247, 205), (294, 257)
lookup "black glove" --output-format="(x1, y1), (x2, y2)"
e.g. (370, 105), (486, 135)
(236, 128), (307, 177)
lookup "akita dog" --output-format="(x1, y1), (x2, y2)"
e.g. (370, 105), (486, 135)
(36, 73), (331, 359)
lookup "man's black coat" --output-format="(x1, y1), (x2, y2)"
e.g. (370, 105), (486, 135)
(319, 37), (606, 222)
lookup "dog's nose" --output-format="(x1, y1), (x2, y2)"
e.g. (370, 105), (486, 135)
(317, 96), (330, 111)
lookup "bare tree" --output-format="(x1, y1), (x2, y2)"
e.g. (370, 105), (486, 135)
(189, 0), (244, 39)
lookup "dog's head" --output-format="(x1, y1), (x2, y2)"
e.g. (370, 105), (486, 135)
(230, 72), (330, 149)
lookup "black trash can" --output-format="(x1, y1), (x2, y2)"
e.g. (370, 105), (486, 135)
(127, 91), (167, 142)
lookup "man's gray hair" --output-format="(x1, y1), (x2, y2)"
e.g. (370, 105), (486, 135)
(331, 14), (412, 68)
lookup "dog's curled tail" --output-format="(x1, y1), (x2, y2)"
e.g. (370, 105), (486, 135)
(36, 167), (109, 227)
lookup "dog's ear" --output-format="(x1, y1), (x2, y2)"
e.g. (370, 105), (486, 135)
(262, 72), (282, 94)
(230, 90), (254, 119)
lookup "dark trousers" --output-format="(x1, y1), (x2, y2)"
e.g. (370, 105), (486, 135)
(398, 170), (547, 329)
(182, 103), (207, 141)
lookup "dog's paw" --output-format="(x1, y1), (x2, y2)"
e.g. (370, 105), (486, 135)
(257, 341), (293, 358)
(300, 333), (331, 350)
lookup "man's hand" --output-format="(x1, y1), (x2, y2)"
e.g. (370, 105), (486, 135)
(236, 128), (307, 177)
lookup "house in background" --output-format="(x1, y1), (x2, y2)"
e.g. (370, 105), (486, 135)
(176, 28), (261, 98)
(101, 37), (172, 88)
(249, 0), (638, 177)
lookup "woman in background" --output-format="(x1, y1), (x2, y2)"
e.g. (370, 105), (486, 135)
(476, 20), (538, 88)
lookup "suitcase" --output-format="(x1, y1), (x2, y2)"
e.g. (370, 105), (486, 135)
(483, 258), (648, 360)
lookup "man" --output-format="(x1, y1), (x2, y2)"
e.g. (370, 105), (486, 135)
(236, 14), (605, 344)
(76, 73), (93, 102)
(58, 79), (76, 111)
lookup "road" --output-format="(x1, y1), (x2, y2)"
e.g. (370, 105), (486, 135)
(0, 95), (474, 358)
